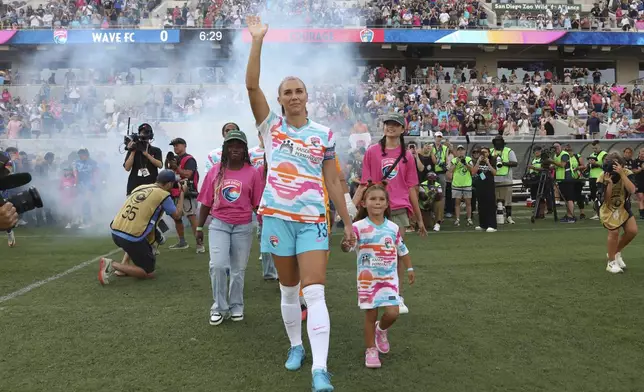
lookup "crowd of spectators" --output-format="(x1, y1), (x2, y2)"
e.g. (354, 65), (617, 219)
(2, 64), (644, 142)
(0, 0), (643, 31)
(0, 0), (161, 29)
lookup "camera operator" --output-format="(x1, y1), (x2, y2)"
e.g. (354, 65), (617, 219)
(448, 145), (476, 226)
(565, 144), (587, 219)
(587, 140), (607, 220)
(430, 132), (453, 216)
(490, 136), (518, 224)
(552, 142), (577, 223)
(123, 123), (163, 196)
(168, 138), (204, 253)
(597, 153), (638, 274)
(527, 146), (551, 218)
(99, 170), (187, 285)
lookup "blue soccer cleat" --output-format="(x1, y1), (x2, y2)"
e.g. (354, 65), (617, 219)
(311, 369), (334, 392)
(285, 345), (306, 371)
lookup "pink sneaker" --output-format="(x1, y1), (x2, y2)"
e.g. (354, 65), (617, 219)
(365, 347), (381, 368)
(375, 321), (390, 354)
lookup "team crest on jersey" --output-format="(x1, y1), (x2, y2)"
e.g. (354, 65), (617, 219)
(222, 179), (242, 203)
(309, 136), (321, 148)
(270, 235), (279, 247)
(384, 237), (393, 249)
(381, 158), (399, 180)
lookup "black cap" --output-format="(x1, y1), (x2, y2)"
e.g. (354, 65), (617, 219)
(170, 138), (187, 146)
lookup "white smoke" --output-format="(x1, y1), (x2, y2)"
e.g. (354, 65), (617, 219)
(10, 18), (359, 235)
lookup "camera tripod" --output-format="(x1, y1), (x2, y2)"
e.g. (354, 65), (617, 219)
(530, 169), (559, 223)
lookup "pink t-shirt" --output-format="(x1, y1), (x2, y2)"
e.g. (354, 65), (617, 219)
(361, 144), (418, 215)
(197, 163), (263, 225)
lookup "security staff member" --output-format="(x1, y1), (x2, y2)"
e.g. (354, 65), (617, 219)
(430, 131), (453, 215)
(565, 144), (587, 219)
(490, 136), (518, 224)
(123, 123), (163, 196)
(98, 170), (186, 285)
(527, 146), (547, 218)
(552, 142), (576, 223)
(587, 140), (607, 219)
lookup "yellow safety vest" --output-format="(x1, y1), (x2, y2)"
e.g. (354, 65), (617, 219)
(554, 151), (570, 180)
(589, 151), (607, 179)
(450, 156), (473, 187)
(570, 154), (580, 179)
(432, 144), (449, 173)
(490, 147), (511, 176)
(530, 157), (542, 174)
(111, 184), (170, 242)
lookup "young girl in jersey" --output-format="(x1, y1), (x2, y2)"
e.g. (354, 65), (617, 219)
(342, 182), (415, 369)
(354, 112), (425, 315)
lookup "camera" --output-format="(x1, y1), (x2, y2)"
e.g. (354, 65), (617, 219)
(3, 187), (43, 214)
(602, 159), (615, 174)
(460, 157), (468, 165)
(0, 163), (44, 215)
(125, 123), (154, 152)
(495, 156), (504, 169)
(124, 133), (150, 152)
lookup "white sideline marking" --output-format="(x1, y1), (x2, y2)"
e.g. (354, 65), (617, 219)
(0, 248), (120, 304)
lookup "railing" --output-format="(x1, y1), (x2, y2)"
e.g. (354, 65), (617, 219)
(1, 21), (641, 31)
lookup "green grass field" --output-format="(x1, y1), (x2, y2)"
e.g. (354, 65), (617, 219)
(1, 209), (643, 392)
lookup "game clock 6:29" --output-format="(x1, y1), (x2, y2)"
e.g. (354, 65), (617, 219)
(198, 30), (225, 41)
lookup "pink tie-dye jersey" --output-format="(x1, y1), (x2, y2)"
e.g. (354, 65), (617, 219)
(352, 217), (409, 310)
(257, 111), (335, 224)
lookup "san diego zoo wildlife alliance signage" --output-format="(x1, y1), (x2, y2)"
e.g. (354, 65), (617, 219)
(492, 3), (582, 13)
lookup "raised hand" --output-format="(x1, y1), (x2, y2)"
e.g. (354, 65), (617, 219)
(246, 16), (268, 40)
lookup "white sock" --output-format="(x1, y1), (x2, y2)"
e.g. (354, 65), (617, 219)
(280, 283), (302, 347)
(303, 284), (330, 372)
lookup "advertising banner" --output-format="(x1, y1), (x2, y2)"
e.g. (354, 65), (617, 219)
(491, 3), (582, 13)
(241, 28), (385, 43)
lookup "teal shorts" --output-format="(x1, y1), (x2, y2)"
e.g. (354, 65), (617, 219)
(261, 216), (329, 256)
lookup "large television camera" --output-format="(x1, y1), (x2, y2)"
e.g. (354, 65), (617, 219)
(0, 153), (43, 214)
(124, 122), (154, 152)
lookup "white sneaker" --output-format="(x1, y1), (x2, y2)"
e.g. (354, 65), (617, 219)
(454, 219), (460, 227)
(231, 313), (244, 322)
(16, 219), (27, 227)
(606, 260), (623, 274)
(486, 227), (498, 233)
(196, 244), (206, 254)
(475, 226), (483, 231)
(433, 223), (440, 232)
(209, 310), (224, 326)
(506, 216), (515, 224)
(7, 230), (15, 247)
(78, 224), (91, 230)
(399, 296), (409, 314)
(65, 223), (72, 229)
(608, 252), (627, 269)
(590, 214), (600, 220)
(466, 219), (473, 226)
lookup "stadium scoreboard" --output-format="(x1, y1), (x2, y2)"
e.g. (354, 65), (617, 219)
(0, 28), (642, 46)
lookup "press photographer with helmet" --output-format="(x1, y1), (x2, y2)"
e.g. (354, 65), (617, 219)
(123, 123), (163, 196)
(596, 153), (638, 274)
(167, 137), (204, 253)
(99, 170), (187, 285)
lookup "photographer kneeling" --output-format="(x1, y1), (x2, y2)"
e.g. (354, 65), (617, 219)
(597, 154), (638, 274)
(99, 170), (186, 285)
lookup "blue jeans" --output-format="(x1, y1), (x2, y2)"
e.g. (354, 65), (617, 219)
(208, 218), (253, 314)
(257, 224), (278, 279)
